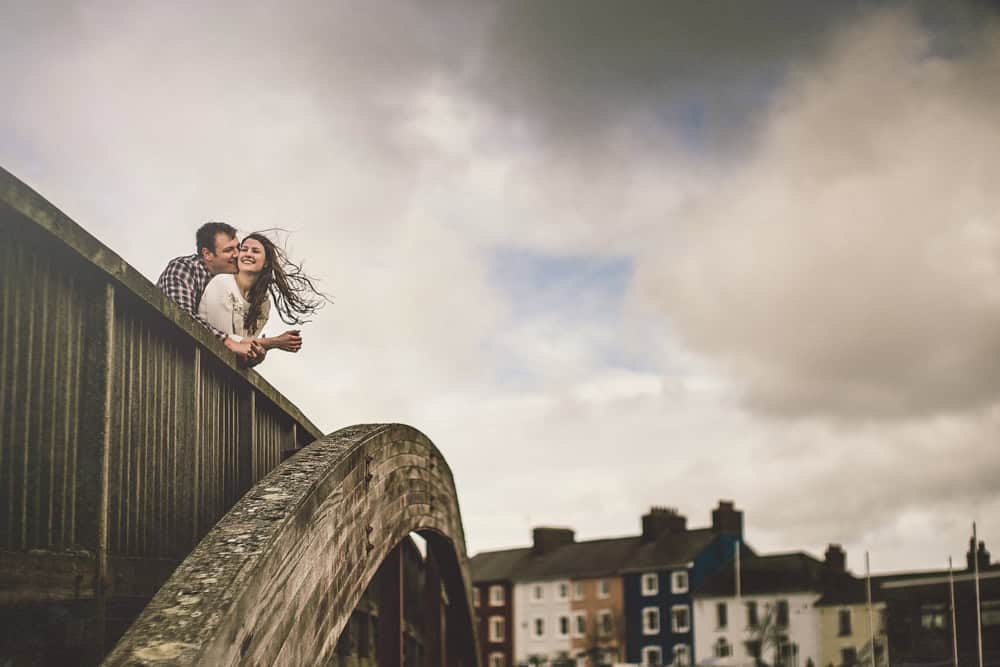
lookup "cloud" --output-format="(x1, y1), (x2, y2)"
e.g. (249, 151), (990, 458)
(3, 0), (1000, 574)
(638, 8), (1000, 420)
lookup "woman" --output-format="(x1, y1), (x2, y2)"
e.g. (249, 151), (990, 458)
(198, 231), (328, 355)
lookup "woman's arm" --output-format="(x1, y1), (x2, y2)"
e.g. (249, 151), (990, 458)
(257, 329), (302, 352)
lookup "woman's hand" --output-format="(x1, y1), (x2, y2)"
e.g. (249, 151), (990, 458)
(259, 330), (302, 353)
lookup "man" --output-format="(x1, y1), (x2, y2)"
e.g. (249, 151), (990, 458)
(157, 222), (265, 363)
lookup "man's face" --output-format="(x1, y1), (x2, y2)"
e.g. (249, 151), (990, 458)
(201, 232), (239, 275)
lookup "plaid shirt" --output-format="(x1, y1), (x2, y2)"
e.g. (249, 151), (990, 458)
(156, 254), (228, 341)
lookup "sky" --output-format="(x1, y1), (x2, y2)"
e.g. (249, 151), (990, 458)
(4, 0), (1000, 575)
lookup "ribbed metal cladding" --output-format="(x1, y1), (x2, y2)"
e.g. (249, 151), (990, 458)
(0, 237), (88, 551)
(252, 399), (293, 482)
(197, 356), (242, 538)
(106, 303), (197, 559)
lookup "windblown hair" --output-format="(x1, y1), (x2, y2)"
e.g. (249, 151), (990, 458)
(241, 231), (330, 334)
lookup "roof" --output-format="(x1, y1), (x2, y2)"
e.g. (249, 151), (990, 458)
(694, 552), (826, 597)
(621, 528), (718, 572)
(816, 564), (1000, 605)
(470, 528), (727, 583)
(470, 547), (533, 583)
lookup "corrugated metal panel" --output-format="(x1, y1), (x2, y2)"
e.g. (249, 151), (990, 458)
(0, 238), (87, 551)
(197, 356), (242, 538)
(106, 304), (196, 559)
(253, 400), (292, 482)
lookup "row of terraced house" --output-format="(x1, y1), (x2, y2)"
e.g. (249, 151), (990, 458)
(470, 501), (1000, 667)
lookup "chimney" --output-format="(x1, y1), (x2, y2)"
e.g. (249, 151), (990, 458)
(711, 500), (744, 537)
(532, 527), (575, 556)
(967, 537), (991, 571)
(824, 544), (846, 572)
(642, 507), (687, 542)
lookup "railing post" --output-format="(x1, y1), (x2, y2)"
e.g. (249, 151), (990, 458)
(238, 390), (255, 495)
(377, 544), (404, 667)
(190, 347), (201, 546)
(77, 282), (115, 660)
(424, 547), (445, 667)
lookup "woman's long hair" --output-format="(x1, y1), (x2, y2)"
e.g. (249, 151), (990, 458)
(241, 231), (330, 334)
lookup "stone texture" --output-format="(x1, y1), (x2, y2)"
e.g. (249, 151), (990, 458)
(103, 424), (481, 666)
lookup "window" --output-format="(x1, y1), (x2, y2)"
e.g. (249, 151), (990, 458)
(532, 584), (544, 602)
(532, 617), (545, 639)
(776, 599), (789, 627)
(557, 582), (569, 600)
(671, 571), (689, 594)
(841, 647), (858, 667)
(642, 607), (660, 635)
(671, 605), (690, 633)
(642, 646), (663, 667)
(573, 611), (587, 637)
(573, 581), (585, 600)
(598, 609), (613, 637)
(983, 601), (1000, 626)
(919, 603), (946, 630)
(716, 602), (728, 629)
(489, 585), (504, 606)
(489, 653), (505, 667)
(559, 615), (570, 637)
(598, 579), (611, 599)
(714, 637), (732, 658)
(746, 601), (759, 628)
(778, 641), (798, 667)
(745, 640), (762, 661)
(474, 587), (481, 607)
(488, 616), (505, 643)
(642, 573), (659, 596)
(673, 644), (690, 667)
(838, 609), (852, 636)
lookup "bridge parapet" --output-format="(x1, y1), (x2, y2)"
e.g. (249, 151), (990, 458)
(0, 168), (324, 657)
(104, 423), (479, 666)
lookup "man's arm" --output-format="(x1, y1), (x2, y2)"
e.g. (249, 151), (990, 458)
(157, 259), (262, 363)
(156, 258), (229, 341)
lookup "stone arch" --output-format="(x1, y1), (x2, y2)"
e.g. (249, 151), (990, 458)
(103, 423), (480, 666)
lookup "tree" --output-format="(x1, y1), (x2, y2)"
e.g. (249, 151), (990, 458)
(575, 608), (624, 667)
(745, 604), (792, 667)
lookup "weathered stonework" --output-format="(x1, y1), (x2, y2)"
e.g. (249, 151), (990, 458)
(102, 424), (481, 666)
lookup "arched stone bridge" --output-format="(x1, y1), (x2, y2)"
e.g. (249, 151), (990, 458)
(0, 167), (480, 666)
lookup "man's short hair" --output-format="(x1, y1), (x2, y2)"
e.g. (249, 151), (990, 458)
(196, 222), (237, 255)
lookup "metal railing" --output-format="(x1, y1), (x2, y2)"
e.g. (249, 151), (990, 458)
(0, 166), (324, 606)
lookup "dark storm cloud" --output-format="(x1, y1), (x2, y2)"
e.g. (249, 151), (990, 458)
(465, 1), (864, 153)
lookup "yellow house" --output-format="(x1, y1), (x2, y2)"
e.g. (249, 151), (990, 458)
(815, 573), (888, 667)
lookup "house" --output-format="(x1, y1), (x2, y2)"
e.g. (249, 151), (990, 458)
(813, 546), (889, 667)
(470, 500), (747, 667)
(691, 546), (838, 667)
(880, 536), (1000, 666)
(472, 548), (526, 667)
(622, 502), (745, 667)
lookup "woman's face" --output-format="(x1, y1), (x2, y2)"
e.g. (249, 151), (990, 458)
(238, 238), (267, 275)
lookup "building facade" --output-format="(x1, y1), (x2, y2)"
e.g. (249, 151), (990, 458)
(569, 575), (627, 666)
(623, 502), (745, 666)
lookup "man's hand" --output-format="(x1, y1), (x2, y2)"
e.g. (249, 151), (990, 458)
(259, 329), (303, 353)
(225, 336), (267, 366)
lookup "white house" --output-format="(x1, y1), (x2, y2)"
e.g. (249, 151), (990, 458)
(691, 553), (832, 667)
(514, 578), (576, 664)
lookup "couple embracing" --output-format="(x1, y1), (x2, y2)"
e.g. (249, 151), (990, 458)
(156, 222), (327, 365)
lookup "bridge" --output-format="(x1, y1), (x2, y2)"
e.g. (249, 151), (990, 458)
(0, 167), (481, 666)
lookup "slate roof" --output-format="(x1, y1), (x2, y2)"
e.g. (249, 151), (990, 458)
(621, 528), (717, 573)
(815, 563), (1000, 605)
(470, 529), (724, 583)
(693, 552), (827, 597)
(470, 547), (533, 582)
